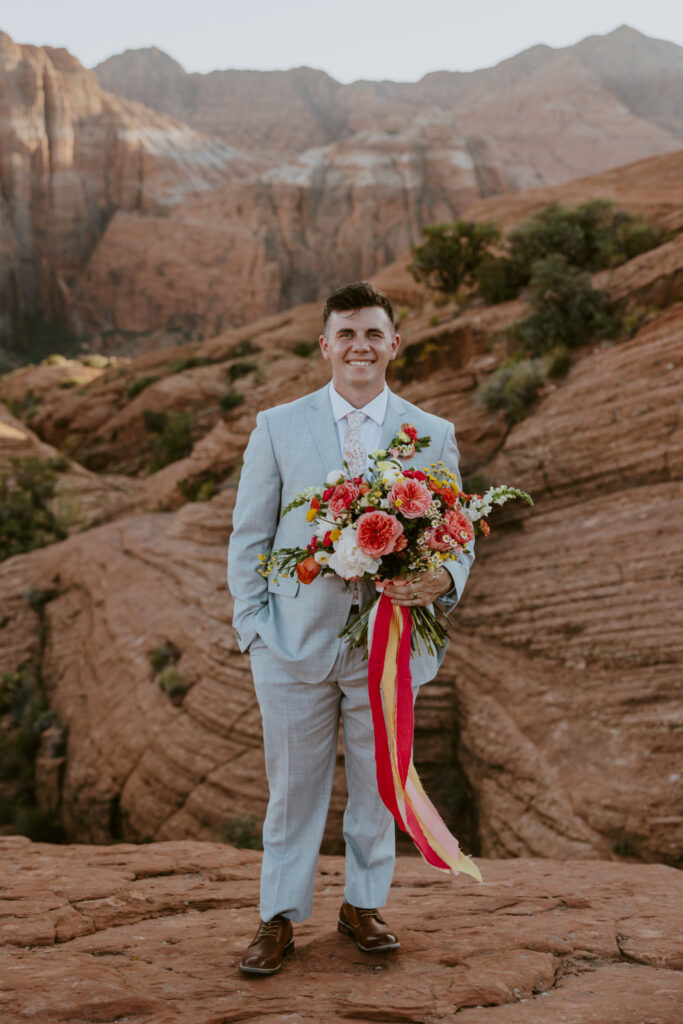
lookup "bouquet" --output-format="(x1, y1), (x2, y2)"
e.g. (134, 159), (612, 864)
(259, 423), (532, 882)
(260, 422), (532, 656)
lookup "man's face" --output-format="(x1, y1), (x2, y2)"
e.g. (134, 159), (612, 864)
(319, 306), (400, 395)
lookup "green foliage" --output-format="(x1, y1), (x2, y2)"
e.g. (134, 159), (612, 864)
(58, 376), (86, 389)
(408, 219), (501, 294)
(44, 354), (69, 366)
(143, 410), (194, 471)
(477, 200), (663, 305)
(512, 255), (618, 354)
(157, 666), (189, 702)
(0, 456), (68, 563)
(543, 343), (571, 378)
(228, 361), (258, 381)
(292, 340), (319, 358)
(177, 472), (220, 502)
(125, 375), (159, 400)
(231, 338), (261, 357)
(219, 391), (245, 412)
(0, 663), (66, 842)
(80, 353), (112, 369)
(478, 355), (544, 424)
(5, 389), (41, 422)
(149, 641), (180, 674)
(168, 355), (217, 373)
(213, 815), (263, 850)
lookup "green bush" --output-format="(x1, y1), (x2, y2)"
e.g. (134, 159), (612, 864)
(476, 255), (527, 304)
(228, 361), (258, 381)
(58, 376), (85, 389)
(478, 356), (544, 424)
(213, 815), (263, 850)
(292, 340), (319, 358)
(149, 641), (180, 673)
(231, 339), (261, 357)
(177, 473), (220, 502)
(143, 410), (194, 471)
(543, 343), (571, 378)
(80, 354), (111, 369)
(157, 665), (189, 701)
(168, 355), (216, 373)
(512, 255), (618, 354)
(219, 391), (245, 412)
(0, 456), (68, 563)
(5, 389), (41, 422)
(408, 219), (501, 294)
(125, 375), (159, 400)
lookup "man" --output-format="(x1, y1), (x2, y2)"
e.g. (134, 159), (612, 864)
(227, 281), (474, 974)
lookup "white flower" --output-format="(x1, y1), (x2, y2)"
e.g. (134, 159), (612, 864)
(326, 469), (345, 486)
(397, 430), (410, 443)
(381, 468), (402, 486)
(314, 518), (338, 539)
(369, 449), (387, 459)
(328, 525), (380, 579)
(377, 459), (401, 472)
(299, 485), (323, 499)
(314, 550), (330, 565)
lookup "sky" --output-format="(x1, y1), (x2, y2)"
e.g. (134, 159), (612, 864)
(2, 0), (683, 82)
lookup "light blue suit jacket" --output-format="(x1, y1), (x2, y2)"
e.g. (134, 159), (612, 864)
(227, 384), (474, 684)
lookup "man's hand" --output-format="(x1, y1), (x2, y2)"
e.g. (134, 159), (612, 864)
(381, 568), (452, 607)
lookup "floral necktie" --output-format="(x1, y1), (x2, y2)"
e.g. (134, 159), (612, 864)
(343, 410), (367, 477)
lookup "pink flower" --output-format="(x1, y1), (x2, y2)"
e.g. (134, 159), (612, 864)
(444, 507), (474, 544)
(426, 525), (454, 551)
(388, 478), (433, 519)
(328, 481), (360, 519)
(388, 442), (416, 460)
(356, 511), (404, 558)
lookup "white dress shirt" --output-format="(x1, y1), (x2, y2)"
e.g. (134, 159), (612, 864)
(328, 381), (389, 470)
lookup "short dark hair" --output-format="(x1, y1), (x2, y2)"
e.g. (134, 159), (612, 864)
(322, 281), (396, 332)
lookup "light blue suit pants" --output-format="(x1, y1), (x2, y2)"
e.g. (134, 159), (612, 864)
(249, 635), (419, 922)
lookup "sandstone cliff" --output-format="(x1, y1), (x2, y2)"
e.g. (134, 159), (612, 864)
(1, 149), (681, 868)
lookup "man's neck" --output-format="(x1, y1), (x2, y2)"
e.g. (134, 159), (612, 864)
(331, 378), (386, 409)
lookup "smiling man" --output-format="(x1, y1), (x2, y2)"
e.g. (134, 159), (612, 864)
(227, 281), (474, 974)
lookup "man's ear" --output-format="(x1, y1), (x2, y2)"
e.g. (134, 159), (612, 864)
(319, 333), (330, 360)
(389, 333), (401, 360)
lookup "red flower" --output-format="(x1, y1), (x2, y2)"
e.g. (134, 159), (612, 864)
(426, 525), (455, 552)
(393, 533), (408, 552)
(402, 423), (418, 441)
(480, 520), (491, 537)
(356, 510), (404, 558)
(328, 481), (360, 519)
(443, 508), (474, 544)
(323, 530), (333, 547)
(323, 486), (335, 501)
(296, 557), (321, 584)
(310, 497), (320, 510)
(403, 469), (427, 481)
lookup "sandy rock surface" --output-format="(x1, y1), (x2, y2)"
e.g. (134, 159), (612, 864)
(1, 836), (681, 1024)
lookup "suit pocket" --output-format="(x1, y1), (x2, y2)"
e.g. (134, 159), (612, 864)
(267, 575), (300, 598)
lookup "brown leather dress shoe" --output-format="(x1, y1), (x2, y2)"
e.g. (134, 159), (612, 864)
(238, 914), (294, 975)
(337, 901), (400, 952)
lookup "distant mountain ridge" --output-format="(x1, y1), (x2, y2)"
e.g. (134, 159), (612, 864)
(95, 26), (683, 168)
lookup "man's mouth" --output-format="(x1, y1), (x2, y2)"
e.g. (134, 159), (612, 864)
(347, 359), (374, 366)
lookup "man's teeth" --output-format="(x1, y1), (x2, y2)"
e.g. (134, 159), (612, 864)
(348, 360), (373, 365)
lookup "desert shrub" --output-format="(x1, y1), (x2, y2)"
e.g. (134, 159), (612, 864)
(228, 361), (258, 381)
(6, 389), (42, 422)
(292, 340), (319, 358)
(476, 255), (528, 304)
(44, 354), (69, 366)
(213, 815), (263, 850)
(231, 339), (261, 357)
(0, 456), (68, 563)
(543, 343), (571, 378)
(80, 353), (111, 369)
(512, 255), (618, 354)
(157, 666), (189, 701)
(408, 220), (501, 294)
(478, 356), (544, 424)
(219, 391), (244, 412)
(58, 376), (86, 389)
(143, 410), (194, 471)
(125, 375), (159, 400)
(177, 473), (220, 502)
(168, 355), (217, 373)
(149, 641), (180, 673)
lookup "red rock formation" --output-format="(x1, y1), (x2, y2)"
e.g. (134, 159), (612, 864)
(1, 836), (681, 1023)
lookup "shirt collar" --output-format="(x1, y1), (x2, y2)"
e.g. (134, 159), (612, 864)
(328, 381), (389, 426)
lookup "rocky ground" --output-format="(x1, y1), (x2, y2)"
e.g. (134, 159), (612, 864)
(1, 836), (681, 1024)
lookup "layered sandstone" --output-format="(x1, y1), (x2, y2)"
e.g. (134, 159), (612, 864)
(1, 836), (681, 1024)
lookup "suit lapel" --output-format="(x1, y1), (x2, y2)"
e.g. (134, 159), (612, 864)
(305, 384), (344, 472)
(379, 389), (411, 452)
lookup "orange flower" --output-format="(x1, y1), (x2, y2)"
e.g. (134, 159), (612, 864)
(296, 557), (321, 584)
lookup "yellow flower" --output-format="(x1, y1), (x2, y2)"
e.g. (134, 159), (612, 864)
(330, 529), (342, 541)
(306, 509), (317, 522)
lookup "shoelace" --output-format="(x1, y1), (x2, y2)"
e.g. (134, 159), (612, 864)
(357, 907), (384, 922)
(251, 917), (286, 943)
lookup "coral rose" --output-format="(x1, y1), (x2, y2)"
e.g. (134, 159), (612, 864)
(401, 423), (418, 441)
(355, 511), (404, 558)
(426, 525), (454, 551)
(444, 508), (474, 544)
(328, 481), (360, 519)
(388, 478), (433, 519)
(296, 557), (321, 584)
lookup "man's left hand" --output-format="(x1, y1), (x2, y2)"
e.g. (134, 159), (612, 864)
(381, 568), (452, 607)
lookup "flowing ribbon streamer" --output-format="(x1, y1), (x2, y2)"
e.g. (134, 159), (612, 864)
(367, 593), (483, 881)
